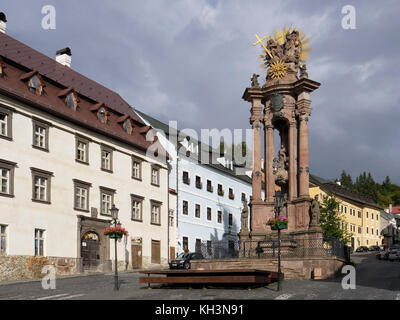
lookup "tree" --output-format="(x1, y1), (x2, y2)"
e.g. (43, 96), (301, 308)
(340, 170), (353, 190)
(319, 195), (352, 244)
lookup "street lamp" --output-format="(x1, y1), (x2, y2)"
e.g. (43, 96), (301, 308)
(110, 204), (119, 291)
(274, 191), (284, 291)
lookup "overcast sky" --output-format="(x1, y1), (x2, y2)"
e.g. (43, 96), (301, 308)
(2, 0), (399, 184)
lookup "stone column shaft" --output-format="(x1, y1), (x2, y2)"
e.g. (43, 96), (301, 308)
(298, 115), (309, 197)
(264, 125), (275, 202)
(288, 123), (296, 201)
(250, 99), (263, 201)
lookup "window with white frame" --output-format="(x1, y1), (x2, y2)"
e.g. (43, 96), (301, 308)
(0, 167), (9, 194)
(34, 229), (45, 256)
(0, 225), (6, 254)
(151, 167), (160, 186)
(131, 195), (143, 221)
(73, 180), (91, 211)
(0, 106), (12, 140)
(31, 168), (52, 203)
(151, 202), (161, 225)
(169, 209), (174, 227)
(32, 120), (49, 150)
(100, 187), (114, 216)
(132, 158), (142, 180)
(0, 160), (15, 197)
(0, 113), (7, 136)
(101, 147), (112, 172)
(75, 136), (89, 164)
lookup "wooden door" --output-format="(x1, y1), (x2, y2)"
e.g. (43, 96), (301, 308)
(169, 246), (175, 261)
(151, 240), (161, 264)
(131, 244), (142, 269)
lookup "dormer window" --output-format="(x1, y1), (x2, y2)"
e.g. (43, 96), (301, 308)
(28, 74), (44, 96)
(90, 103), (109, 124)
(98, 107), (107, 123)
(58, 88), (79, 111)
(0, 60), (5, 78)
(66, 92), (78, 110)
(123, 118), (133, 134)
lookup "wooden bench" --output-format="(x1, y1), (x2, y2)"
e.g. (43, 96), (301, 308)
(139, 269), (283, 288)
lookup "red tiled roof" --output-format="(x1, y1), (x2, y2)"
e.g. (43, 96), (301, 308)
(0, 32), (167, 160)
(392, 206), (400, 214)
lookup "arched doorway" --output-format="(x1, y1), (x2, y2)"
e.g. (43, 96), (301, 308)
(81, 231), (100, 269)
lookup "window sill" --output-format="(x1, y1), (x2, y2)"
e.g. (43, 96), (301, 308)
(0, 135), (12, 141)
(151, 183), (160, 187)
(99, 212), (112, 217)
(0, 193), (14, 198)
(101, 168), (113, 174)
(32, 145), (49, 153)
(132, 176), (142, 181)
(74, 207), (90, 213)
(75, 159), (89, 166)
(131, 218), (143, 223)
(151, 222), (161, 226)
(32, 199), (51, 205)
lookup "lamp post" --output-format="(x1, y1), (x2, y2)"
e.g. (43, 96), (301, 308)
(274, 192), (283, 291)
(110, 204), (119, 291)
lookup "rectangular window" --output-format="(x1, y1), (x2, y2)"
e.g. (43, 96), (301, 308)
(132, 157), (142, 180)
(31, 168), (53, 203)
(195, 204), (201, 218)
(183, 237), (188, 251)
(207, 240), (212, 255)
(182, 200), (188, 215)
(0, 160), (16, 197)
(73, 179), (91, 212)
(195, 176), (202, 189)
(131, 195), (143, 222)
(100, 187), (115, 216)
(218, 184), (224, 196)
(195, 239), (202, 253)
(151, 167), (160, 186)
(228, 213), (233, 226)
(358, 227), (361, 234)
(366, 212), (369, 219)
(218, 210), (222, 224)
(183, 171), (190, 185)
(169, 209), (174, 227)
(0, 168), (9, 194)
(366, 227), (368, 234)
(151, 202), (161, 225)
(34, 229), (44, 256)
(0, 225), (7, 254)
(241, 193), (247, 202)
(207, 180), (213, 193)
(101, 146), (113, 172)
(371, 213), (374, 220)
(207, 207), (212, 221)
(229, 188), (235, 200)
(358, 211), (361, 218)
(344, 207), (347, 214)
(75, 135), (90, 164)
(32, 122), (50, 151)
(0, 106), (12, 140)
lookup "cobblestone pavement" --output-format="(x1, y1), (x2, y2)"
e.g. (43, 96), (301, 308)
(0, 252), (399, 300)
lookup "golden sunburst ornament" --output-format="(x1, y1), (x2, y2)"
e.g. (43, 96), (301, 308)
(253, 25), (312, 79)
(269, 59), (287, 79)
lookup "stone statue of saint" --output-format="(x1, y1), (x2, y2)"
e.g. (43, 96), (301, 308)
(241, 201), (249, 232)
(299, 63), (308, 79)
(309, 196), (321, 226)
(251, 74), (260, 88)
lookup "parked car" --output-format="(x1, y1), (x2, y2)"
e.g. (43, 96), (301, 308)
(369, 245), (380, 251)
(376, 251), (387, 260)
(169, 252), (204, 270)
(388, 250), (400, 261)
(355, 246), (369, 252)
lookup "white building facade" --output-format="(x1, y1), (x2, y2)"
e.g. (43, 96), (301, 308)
(0, 29), (170, 280)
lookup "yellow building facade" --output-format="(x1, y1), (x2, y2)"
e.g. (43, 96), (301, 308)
(309, 175), (382, 251)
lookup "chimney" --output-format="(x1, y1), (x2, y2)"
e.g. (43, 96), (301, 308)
(56, 47), (72, 67)
(0, 12), (6, 34)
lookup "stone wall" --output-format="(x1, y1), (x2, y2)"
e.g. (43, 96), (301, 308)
(0, 255), (81, 281)
(190, 256), (346, 280)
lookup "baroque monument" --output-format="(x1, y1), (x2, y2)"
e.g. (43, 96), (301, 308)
(240, 26), (322, 242)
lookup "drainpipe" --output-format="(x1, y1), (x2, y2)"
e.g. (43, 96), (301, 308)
(167, 161), (170, 263)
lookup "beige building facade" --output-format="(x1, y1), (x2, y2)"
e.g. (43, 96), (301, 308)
(309, 175), (382, 251)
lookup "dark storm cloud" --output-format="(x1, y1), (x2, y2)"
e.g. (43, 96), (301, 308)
(1, 0), (399, 183)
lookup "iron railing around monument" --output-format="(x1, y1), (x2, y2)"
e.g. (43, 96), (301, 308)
(198, 237), (350, 262)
